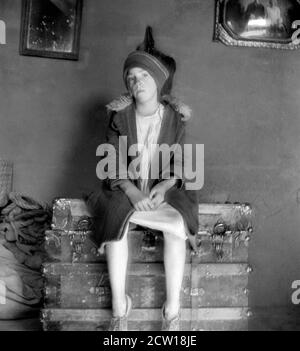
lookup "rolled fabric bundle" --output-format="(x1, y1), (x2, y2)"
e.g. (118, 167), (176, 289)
(18, 218), (35, 228)
(17, 231), (38, 245)
(7, 206), (22, 221)
(12, 209), (48, 221)
(0, 222), (8, 232)
(8, 192), (43, 210)
(34, 214), (48, 222)
(1, 202), (16, 215)
(0, 222), (16, 242)
(1, 193), (51, 271)
(9, 220), (19, 242)
(24, 254), (43, 271)
(2, 241), (27, 264)
(0, 192), (51, 319)
(16, 242), (37, 256)
(5, 223), (16, 242)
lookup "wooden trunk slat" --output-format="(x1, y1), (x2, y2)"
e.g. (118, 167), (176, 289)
(43, 263), (249, 309)
(43, 320), (248, 331)
(42, 308), (250, 331)
(43, 262), (250, 276)
(43, 307), (250, 321)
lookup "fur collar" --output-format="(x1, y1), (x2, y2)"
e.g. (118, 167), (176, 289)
(106, 93), (192, 121)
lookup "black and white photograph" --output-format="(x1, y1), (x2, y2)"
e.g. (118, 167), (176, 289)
(0, 0), (300, 339)
(215, 0), (300, 49)
(20, 0), (83, 60)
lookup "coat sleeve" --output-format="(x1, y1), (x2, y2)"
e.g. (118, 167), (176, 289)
(159, 120), (187, 190)
(105, 112), (131, 191)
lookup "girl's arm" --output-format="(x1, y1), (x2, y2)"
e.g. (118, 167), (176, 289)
(119, 179), (154, 211)
(105, 112), (131, 191)
(105, 113), (153, 210)
(149, 121), (186, 207)
(158, 123), (187, 190)
(154, 178), (178, 193)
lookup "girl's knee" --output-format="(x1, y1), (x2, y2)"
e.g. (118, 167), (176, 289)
(167, 211), (184, 228)
(163, 231), (186, 244)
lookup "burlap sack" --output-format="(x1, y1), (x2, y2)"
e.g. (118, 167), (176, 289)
(0, 238), (42, 319)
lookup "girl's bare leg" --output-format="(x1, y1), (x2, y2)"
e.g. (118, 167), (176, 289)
(105, 227), (129, 317)
(163, 232), (186, 319)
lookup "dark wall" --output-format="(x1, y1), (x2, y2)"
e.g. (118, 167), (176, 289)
(1, 0), (300, 307)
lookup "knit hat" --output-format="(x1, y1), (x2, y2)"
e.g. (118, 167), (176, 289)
(123, 26), (176, 97)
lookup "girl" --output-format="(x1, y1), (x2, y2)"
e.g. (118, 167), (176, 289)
(87, 27), (199, 331)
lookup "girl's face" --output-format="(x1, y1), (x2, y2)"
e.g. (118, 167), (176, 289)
(127, 67), (158, 104)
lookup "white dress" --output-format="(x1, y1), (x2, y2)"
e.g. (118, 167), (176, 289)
(122, 104), (188, 241)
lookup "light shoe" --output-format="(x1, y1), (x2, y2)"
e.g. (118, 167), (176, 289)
(161, 303), (180, 331)
(108, 294), (132, 331)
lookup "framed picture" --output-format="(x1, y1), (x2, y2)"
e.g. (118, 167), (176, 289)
(214, 0), (300, 49)
(20, 0), (83, 60)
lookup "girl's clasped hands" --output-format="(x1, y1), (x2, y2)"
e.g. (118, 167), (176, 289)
(124, 178), (177, 211)
(127, 182), (167, 211)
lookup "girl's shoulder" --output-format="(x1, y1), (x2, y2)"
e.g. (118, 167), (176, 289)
(162, 95), (192, 123)
(105, 94), (134, 129)
(106, 93), (192, 123)
(106, 94), (133, 115)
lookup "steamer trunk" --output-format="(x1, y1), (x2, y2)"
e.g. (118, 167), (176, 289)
(42, 198), (253, 331)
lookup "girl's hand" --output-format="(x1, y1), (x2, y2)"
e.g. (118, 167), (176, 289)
(149, 183), (166, 209)
(149, 179), (178, 209)
(119, 180), (154, 211)
(126, 187), (154, 211)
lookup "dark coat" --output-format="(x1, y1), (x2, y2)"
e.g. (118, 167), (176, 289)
(86, 101), (199, 247)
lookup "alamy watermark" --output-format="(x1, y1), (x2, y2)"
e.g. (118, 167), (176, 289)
(292, 20), (300, 45)
(0, 279), (6, 304)
(291, 280), (300, 305)
(0, 20), (6, 44)
(96, 137), (204, 190)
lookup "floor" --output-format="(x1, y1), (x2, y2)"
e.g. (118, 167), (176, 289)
(248, 307), (300, 331)
(0, 307), (299, 331)
(0, 316), (42, 331)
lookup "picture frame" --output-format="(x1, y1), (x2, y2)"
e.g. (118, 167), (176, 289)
(214, 0), (300, 50)
(20, 0), (83, 60)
